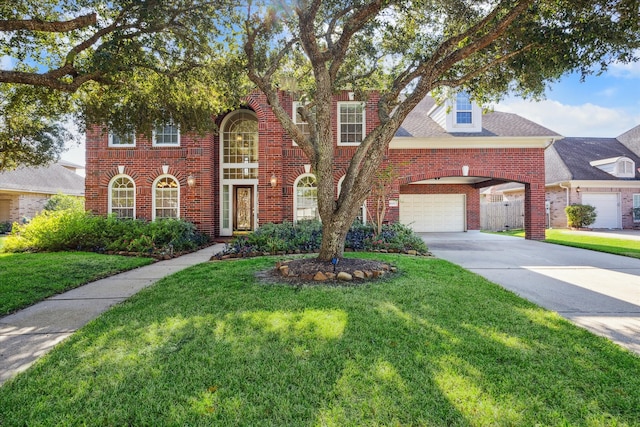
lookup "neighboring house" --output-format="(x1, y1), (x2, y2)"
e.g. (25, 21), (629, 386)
(85, 91), (559, 240)
(485, 125), (640, 229)
(0, 161), (85, 225)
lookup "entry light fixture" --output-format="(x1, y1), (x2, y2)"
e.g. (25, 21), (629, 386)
(187, 174), (196, 188)
(270, 173), (278, 188)
(576, 186), (581, 193)
(462, 165), (469, 176)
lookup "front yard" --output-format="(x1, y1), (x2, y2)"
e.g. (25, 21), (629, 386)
(0, 251), (153, 315)
(1, 254), (639, 425)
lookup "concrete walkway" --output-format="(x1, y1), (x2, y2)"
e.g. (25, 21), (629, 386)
(422, 231), (640, 355)
(0, 244), (224, 386)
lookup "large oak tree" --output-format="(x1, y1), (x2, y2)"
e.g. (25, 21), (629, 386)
(0, 0), (246, 170)
(243, 0), (639, 260)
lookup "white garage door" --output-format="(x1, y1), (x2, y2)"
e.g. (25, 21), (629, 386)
(399, 194), (466, 232)
(581, 193), (620, 229)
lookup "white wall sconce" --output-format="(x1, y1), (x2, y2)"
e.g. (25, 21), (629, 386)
(187, 174), (196, 188)
(462, 165), (469, 176)
(270, 173), (278, 188)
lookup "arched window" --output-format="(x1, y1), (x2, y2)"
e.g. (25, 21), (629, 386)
(222, 110), (258, 179)
(153, 175), (179, 219)
(109, 175), (135, 219)
(294, 174), (319, 222)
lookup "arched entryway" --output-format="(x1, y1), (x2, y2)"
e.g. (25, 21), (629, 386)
(219, 109), (259, 236)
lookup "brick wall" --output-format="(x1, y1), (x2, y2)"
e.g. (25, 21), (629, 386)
(86, 90), (547, 239)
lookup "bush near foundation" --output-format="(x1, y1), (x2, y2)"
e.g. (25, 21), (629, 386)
(222, 220), (428, 256)
(2, 210), (208, 257)
(565, 204), (597, 229)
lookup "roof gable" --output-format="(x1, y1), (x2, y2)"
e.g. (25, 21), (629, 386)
(0, 163), (85, 195)
(550, 137), (640, 181)
(396, 96), (560, 138)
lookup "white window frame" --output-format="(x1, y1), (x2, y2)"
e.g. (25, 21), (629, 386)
(617, 159), (635, 178)
(634, 194), (640, 223)
(337, 101), (365, 146)
(152, 174), (180, 220)
(108, 175), (136, 219)
(152, 122), (180, 147)
(455, 92), (473, 126)
(292, 101), (311, 146)
(108, 131), (136, 147)
(294, 173), (319, 222)
(337, 175), (366, 224)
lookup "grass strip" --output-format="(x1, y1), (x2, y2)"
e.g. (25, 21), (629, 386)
(1, 254), (639, 425)
(0, 251), (153, 315)
(544, 230), (640, 259)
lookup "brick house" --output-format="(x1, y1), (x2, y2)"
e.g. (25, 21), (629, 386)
(488, 126), (640, 229)
(85, 91), (558, 240)
(0, 161), (85, 225)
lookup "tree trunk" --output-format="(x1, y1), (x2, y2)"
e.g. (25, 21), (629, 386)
(317, 211), (354, 261)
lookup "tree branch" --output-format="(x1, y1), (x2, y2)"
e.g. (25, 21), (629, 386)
(0, 13), (96, 32)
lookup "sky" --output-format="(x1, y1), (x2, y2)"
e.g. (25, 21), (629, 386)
(59, 58), (640, 167)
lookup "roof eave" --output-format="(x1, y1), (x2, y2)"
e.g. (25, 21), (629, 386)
(390, 136), (561, 150)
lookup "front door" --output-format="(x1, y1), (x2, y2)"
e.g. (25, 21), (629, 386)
(234, 186), (253, 232)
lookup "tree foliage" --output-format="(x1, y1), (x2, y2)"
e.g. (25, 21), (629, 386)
(0, 0), (249, 170)
(243, 0), (639, 259)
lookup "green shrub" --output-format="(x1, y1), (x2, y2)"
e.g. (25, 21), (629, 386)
(2, 212), (208, 256)
(223, 221), (427, 255)
(43, 193), (85, 212)
(0, 221), (11, 233)
(565, 204), (597, 228)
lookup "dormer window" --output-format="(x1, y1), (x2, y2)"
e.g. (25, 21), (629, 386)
(455, 92), (473, 125)
(590, 156), (636, 178)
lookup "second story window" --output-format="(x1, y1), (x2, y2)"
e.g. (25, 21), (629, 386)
(108, 132), (136, 147)
(455, 92), (473, 125)
(153, 122), (180, 146)
(292, 101), (311, 138)
(338, 102), (365, 145)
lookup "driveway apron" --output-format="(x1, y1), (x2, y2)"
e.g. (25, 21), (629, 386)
(421, 231), (640, 355)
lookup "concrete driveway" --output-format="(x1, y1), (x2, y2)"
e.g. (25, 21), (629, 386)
(421, 231), (640, 355)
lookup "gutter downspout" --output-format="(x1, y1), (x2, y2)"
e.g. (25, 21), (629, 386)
(559, 182), (570, 206)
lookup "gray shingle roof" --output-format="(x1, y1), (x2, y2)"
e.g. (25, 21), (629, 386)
(397, 96), (560, 138)
(547, 137), (640, 182)
(617, 124), (640, 157)
(0, 163), (85, 195)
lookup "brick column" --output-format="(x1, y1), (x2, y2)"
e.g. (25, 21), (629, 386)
(524, 181), (546, 240)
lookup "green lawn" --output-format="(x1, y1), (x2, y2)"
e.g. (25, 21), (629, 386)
(544, 229), (640, 259)
(486, 229), (640, 258)
(2, 254), (639, 425)
(0, 251), (154, 315)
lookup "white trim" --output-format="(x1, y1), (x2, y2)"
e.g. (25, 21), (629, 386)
(152, 122), (180, 147)
(390, 136), (560, 150)
(152, 174), (180, 220)
(633, 194), (640, 223)
(549, 180), (640, 189)
(291, 101), (310, 146)
(108, 174), (136, 219)
(337, 101), (366, 146)
(219, 110), (259, 236)
(293, 173), (318, 222)
(108, 132), (136, 147)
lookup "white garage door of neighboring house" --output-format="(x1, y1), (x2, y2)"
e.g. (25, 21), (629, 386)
(399, 194), (466, 232)
(581, 193), (621, 229)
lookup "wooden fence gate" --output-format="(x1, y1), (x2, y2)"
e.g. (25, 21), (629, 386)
(480, 199), (524, 231)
